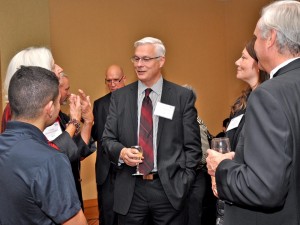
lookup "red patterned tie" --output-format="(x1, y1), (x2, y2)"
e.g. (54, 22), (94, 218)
(139, 88), (154, 175)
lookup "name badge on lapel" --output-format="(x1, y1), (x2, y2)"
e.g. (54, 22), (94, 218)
(43, 121), (63, 141)
(154, 101), (175, 120)
(226, 114), (244, 132)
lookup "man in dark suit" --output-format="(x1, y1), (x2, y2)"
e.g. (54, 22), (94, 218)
(206, 1), (300, 225)
(102, 37), (201, 225)
(56, 73), (95, 210)
(92, 64), (126, 225)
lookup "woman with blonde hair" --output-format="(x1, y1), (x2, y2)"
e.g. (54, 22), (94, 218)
(2, 47), (63, 131)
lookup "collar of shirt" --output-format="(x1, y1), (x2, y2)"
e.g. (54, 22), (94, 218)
(6, 121), (48, 144)
(270, 57), (300, 79)
(138, 76), (163, 97)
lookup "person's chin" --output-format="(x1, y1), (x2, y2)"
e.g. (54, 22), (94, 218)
(137, 73), (147, 81)
(236, 73), (243, 80)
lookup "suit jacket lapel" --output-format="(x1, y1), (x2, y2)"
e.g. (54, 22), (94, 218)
(129, 82), (138, 145)
(157, 80), (172, 148)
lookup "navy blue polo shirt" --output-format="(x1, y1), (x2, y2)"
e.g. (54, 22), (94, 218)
(0, 121), (81, 225)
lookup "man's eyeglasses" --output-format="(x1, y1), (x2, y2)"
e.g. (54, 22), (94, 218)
(105, 75), (124, 85)
(130, 56), (161, 64)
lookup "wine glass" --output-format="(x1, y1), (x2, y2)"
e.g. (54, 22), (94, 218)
(210, 137), (231, 196)
(131, 145), (144, 176)
(211, 137), (231, 154)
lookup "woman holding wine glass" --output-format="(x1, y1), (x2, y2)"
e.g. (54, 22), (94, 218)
(212, 37), (269, 225)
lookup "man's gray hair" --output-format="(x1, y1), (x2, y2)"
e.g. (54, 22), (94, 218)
(134, 37), (166, 57)
(58, 72), (69, 86)
(258, 0), (300, 55)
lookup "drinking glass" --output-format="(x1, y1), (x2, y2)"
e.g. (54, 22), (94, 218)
(211, 137), (231, 153)
(131, 145), (144, 176)
(210, 137), (231, 195)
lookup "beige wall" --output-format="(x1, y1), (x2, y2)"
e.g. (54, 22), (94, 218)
(48, 0), (270, 134)
(0, 0), (51, 105)
(1, 0), (271, 201)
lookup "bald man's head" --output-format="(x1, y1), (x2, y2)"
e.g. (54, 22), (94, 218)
(105, 64), (126, 92)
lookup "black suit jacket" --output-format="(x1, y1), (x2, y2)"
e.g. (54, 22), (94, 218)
(102, 79), (201, 215)
(58, 111), (95, 207)
(92, 93), (112, 185)
(216, 58), (300, 225)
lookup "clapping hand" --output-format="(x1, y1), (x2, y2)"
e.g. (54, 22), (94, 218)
(69, 94), (81, 121)
(78, 89), (94, 124)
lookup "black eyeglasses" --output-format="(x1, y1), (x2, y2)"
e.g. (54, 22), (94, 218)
(105, 75), (124, 85)
(130, 56), (161, 64)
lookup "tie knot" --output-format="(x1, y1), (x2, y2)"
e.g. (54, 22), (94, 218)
(145, 88), (152, 97)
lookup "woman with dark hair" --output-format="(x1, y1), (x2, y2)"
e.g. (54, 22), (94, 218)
(215, 37), (269, 225)
(226, 38), (269, 150)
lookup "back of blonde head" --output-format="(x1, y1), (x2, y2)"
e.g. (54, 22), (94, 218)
(4, 47), (53, 99)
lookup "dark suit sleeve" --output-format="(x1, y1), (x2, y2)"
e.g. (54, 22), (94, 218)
(92, 98), (109, 143)
(54, 112), (96, 160)
(73, 135), (96, 158)
(216, 87), (292, 209)
(52, 132), (80, 161)
(181, 90), (202, 187)
(183, 90), (202, 170)
(102, 92), (125, 164)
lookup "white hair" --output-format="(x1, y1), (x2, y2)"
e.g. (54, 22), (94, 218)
(4, 47), (53, 99)
(257, 0), (300, 55)
(134, 37), (166, 56)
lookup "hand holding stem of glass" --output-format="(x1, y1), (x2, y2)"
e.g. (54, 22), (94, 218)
(210, 137), (231, 195)
(131, 145), (144, 176)
(135, 151), (143, 159)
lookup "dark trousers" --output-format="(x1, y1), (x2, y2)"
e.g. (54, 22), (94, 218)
(202, 170), (217, 225)
(186, 168), (207, 225)
(97, 166), (118, 225)
(185, 168), (217, 225)
(118, 177), (185, 225)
